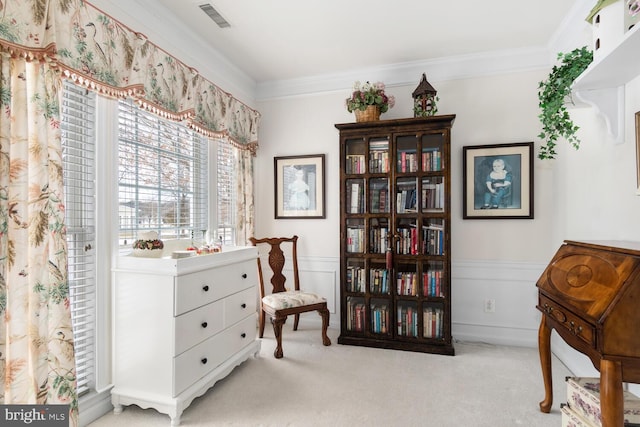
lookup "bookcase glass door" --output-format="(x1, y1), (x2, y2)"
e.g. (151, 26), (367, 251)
(422, 260), (445, 298)
(369, 178), (389, 213)
(345, 138), (366, 174)
(421, 177), (444, 212)
(369, 137), (389, 173)
(345, 257), (365, 293)
(346, 178), (365, 214)
(397, 135), (419, 173)
(422, 133), (445, 172)
(370, 297), (391, 336)
(397, 301), (419, 338)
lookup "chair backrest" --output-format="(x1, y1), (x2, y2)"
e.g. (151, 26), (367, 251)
(249, 236), (301, 298)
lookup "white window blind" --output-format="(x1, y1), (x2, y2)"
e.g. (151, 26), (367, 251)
(61, 81), (96, 396)
(117, 100), (208, 244)
(217, 141), (237, 245)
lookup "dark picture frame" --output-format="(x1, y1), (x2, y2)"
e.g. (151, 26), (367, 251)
(462, 142), (534, 219)
(274, 154), (326, 219)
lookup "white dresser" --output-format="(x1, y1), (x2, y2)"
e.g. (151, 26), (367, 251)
(111, 246), (260, 426)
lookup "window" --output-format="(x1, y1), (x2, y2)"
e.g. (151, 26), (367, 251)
(60, 88), (238, 404)
(61, 81), (97, 396)
(117, 100), (209, 244)
(217, 140), (237, 245)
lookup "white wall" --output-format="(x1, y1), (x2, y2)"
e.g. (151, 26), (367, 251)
(255, 69), (561, 345)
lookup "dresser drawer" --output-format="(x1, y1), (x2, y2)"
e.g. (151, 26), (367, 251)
(173, 315), (257, 396)
(174, 299), (224, 356)
(174, 260), (256, 315)
(539, 294), (595, 348)
(225, 287), (257, 327)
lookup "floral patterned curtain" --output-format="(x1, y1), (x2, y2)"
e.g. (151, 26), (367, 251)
(235, 148), (255, 246)
(0, 0), (261, 424)
(0, 0), (260, 149)
(0, 54), (79, 424)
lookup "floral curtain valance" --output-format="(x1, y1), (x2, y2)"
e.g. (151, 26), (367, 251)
(0, 0), (260, 151)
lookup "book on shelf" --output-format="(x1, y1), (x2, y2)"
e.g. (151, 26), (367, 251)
(422, 180), (444, 211)
(349, 181), (363, 213)
(346, 227), (364, 253)
(370, 182), (388, 213)
(370, 268), (389, 294)
(346, 265), (365, 292)
(370, 303), (390, 334)
(423, 306), (443, 339)
(396, 188), (417, 213)
(347, 298), (366, 332)
(564, 377), (640, 427)
(397, 305), (418, 337)
(397, 226), (418, 255)
(423, 269), (443, 297)
(422, 223), (444, 255)
(422, 148), (442, 172)
(396, 271), (418, 296)
(398, 150), (418, 173)
(369, 147), (389, 173)
(346, 154), (366, 174)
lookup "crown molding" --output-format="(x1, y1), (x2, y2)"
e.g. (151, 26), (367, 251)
(255, 46), (552, 101)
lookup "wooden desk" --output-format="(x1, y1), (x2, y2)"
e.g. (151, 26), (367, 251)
(537, 240), (640, 427)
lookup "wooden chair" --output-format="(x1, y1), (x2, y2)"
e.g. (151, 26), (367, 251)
(249, 235), (331, 358)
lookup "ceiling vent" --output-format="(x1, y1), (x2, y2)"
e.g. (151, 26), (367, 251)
(198, 3), (230, 28)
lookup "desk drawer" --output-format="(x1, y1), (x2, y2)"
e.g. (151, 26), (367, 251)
(539, 294), (595, 348)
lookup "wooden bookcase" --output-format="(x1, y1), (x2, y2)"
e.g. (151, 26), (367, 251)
(335, 115), (455, 355)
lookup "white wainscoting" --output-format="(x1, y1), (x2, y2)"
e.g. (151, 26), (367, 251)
(451, 259), (547, 348)
(278, 256), (550, 345)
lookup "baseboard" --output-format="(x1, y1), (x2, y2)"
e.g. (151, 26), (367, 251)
(79, 387), (113, 427)
(452, 321), (538, 348)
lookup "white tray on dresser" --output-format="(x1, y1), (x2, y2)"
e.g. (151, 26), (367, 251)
(111, 246), (261, 426)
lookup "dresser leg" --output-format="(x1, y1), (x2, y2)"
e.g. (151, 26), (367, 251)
(600, 359), (623, 427)
(538, 314), (553, 413)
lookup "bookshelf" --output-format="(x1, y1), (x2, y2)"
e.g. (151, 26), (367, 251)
(335, 115), (455, 355)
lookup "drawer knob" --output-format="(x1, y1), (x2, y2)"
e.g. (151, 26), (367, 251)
(241, 303), (247, 309)
(201, 322), (208, 328)
(241, 333), (246, 338)
(201, 358), (208, 364)
(202, 285), (209, 292)
(242, 273), (247, 279)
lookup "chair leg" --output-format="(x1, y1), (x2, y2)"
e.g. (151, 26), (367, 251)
(271, 315), (286, 358)
(318, 307), (331, 346)
(293, 313), (300, 331)
(259, 308), (266, 338)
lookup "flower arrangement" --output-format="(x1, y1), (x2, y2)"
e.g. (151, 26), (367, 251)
(345, 81), (396, 113)
(132, 230), (164, 257)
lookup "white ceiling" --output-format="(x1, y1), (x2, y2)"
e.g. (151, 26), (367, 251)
(151, 0), (582, 84)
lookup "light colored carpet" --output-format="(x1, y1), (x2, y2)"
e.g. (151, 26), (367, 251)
(89, 323), (571, 426)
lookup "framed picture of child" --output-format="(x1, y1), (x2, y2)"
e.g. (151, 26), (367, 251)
(462, 142), (533, 219)
(274, 154), (326, 219)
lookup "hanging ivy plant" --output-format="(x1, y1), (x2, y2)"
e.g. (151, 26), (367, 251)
(537, 46), (593, 160)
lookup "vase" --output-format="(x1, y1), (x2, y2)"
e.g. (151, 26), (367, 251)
(354, 105), (381, 122)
